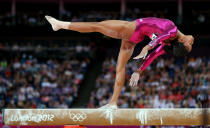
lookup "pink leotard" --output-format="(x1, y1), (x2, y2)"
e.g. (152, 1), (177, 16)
(129, 17), (177, 71)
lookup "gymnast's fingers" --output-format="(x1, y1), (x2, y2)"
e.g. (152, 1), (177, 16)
(133, 55), (143, 59)
(143, 52), (148, 59)
(134, 80), (138, 87)
(129, 79), (134, 87)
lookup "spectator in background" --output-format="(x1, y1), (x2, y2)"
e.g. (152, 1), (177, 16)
(88, 56), (210, 108)
(0, 41), (93, 113)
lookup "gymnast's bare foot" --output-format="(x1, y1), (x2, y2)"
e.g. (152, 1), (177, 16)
(45, 15), (71, 31)
(99, 103), (118, 110)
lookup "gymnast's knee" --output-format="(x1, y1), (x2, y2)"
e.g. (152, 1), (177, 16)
(115, 81), (123, 87)
(115, 76), (124, 87)
(88, 22), (104, 32)
(115, 67), (125, 86)
(78, 22), (101, 33)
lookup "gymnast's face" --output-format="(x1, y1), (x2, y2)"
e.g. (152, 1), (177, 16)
(179, 35), (194, 52)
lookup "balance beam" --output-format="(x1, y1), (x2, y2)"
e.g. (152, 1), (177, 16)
(2, 108), (210, 126)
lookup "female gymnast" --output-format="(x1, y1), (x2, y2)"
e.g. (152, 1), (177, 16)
(45, 16), (194, 109)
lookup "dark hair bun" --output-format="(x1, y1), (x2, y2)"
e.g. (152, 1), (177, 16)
(163, 39), (188, 57)
(173, 43), (188, 57)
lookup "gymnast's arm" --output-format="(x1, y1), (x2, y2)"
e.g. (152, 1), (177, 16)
(139, 44), (165, 71)
(129, 44), (166, 87)
(148, 25), (177, 49)
(133, 27), (177, 60)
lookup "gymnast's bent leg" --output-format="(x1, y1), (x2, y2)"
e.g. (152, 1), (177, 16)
(45, 16), (135, 40)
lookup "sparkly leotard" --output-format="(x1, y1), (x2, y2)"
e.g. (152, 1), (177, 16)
(129, 17), (177, 71)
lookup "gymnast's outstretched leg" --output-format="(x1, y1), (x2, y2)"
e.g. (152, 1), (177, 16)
(45, 16), (135, 40)
(45, 16), (136, 109)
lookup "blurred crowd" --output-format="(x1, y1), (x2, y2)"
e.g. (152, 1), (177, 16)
(0, 40), (95, 113)
(0, 8), (167, 26)
(88, 57), (210, 108)
(191, 9), (210, 24)
(1, 7), (210, 26)
(0, 40), (96, 59)
(60, 8), (168, 22)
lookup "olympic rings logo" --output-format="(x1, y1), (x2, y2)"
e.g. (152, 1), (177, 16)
(69, 112), (87, 122)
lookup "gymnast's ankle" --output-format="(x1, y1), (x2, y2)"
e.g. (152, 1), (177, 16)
(108, 102), (117, 106)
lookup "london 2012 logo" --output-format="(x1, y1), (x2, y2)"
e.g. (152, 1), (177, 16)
(69, 112), (87, 122)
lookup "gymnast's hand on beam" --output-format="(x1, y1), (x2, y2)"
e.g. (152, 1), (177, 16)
(129, 72), (140, 87)
(133, 45), (151, 60)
